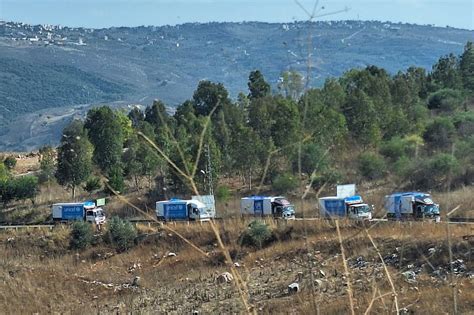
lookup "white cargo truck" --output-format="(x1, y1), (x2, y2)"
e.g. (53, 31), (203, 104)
(240, 196), (295, 219)
(156, 198), (215, 221)
(318, 195), (372, 220)
(52, 201), (106, 224)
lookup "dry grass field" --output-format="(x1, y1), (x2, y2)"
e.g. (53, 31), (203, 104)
(0, 218), (472, 314)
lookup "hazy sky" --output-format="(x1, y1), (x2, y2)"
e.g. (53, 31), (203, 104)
(1, 0), (473, 30)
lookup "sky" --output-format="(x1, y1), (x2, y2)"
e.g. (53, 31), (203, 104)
(1, 0), (473, 30)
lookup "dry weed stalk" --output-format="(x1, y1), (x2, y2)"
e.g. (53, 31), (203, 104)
(364, 228), (399, 314)
(335, 220), (355, 315)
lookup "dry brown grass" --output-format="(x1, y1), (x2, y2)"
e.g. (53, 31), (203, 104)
(0, 219), (472, 313)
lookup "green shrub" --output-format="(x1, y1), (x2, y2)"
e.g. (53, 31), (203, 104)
(239, 220), (272, 249)
(84, 176), (102, 194)
(3, 156), (16, 170)
(215, 185), (231, 202)
(272, 173), (298, 193)
(393, 156), (413, 178)
(380, 137), (406, 161)
(105, 216), (137, 252)
(427, 88), (463, 112)
(107, 166), (125, 194)
(70, 221), (94, 250)
(428, 153), (461, 180)
(423, 117), (456, 149)
(357, 152), (386, 180)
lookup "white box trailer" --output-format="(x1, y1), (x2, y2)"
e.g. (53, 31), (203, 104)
(240, 196), (295, 219)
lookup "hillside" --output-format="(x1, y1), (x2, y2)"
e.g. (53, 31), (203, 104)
(0, 20), (473, 150)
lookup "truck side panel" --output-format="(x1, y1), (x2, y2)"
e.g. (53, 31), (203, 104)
(401, 195), (414, 214)
(319, 198), (345, 217)
(163, 203), (188, 220)
(61, 205), (84, 220)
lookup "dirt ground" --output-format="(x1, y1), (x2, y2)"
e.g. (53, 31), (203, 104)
(0, 219), (472, 314)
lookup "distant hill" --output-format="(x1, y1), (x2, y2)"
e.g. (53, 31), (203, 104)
(0, 20), (473, 151)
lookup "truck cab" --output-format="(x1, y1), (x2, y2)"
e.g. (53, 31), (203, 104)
(272, 197), (296, 219)
(347, 203), (372, 220)
(85, 208), (106, 224)
(345, 196), (372, 220)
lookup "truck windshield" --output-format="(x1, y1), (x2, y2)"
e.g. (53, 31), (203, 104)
(356, 205), (371, 214)
(283, 206), (295, 214)
(423, 204), (439, 215)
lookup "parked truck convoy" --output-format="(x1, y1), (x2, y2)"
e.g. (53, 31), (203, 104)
(319, 195), (372, 220)
(384, 192), (440, 221)
(156, 197), (216, 221)
(240, 196), (296, 219)
(52, 201), (106, 224)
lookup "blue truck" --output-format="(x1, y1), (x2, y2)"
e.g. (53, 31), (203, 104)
(52, 201), (106, 224)
(384, 192), (440, 221)
(155, 198), (214, 221)
(318, 195), (372, 220)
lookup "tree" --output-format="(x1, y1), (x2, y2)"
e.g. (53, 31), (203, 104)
(56, 120), (93, 198)
(192, 80), (230, 116)
(248, 70), (271, 99)
(423, 117), (456, 150)
(279, 70), (304, 100)
(431, 53), (462, 90)
(343, 89), (381, 148)
(460, 41), (474, 92)
(299, 88), (347, 146)
(229, 125), (265, 189)
(38, 145), (56, 184)
(84, 106), (124, 174)
(128, 107), (145, 128)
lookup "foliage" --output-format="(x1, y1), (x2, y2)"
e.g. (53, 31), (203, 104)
(49, 43), (474, 196)
(272, 173), (299, 193)
(107, 165), (125, 194)
(55, 120), (93, 198)
(248, 70), (271, 99)
(0, 175), (39, 204)
(460, 41), (474, 92)
(84, 176), (102, 194)
(423, 117), (456, 149)
(85, 106), (125, 173)
(38, 145), (56, 183)
(104, 216), (137, 252)
(3, 156), (16, 170)
(70, 221), (94, 250)
(215, 185), (231, 202)
(239, 220), (272, 249)
(192, 80), (230, 116)
(427, 88), (463, 112)
(358, 153), (386, 180)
